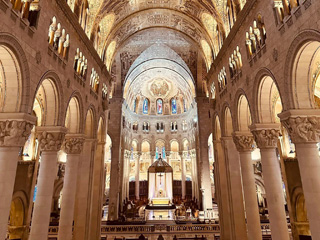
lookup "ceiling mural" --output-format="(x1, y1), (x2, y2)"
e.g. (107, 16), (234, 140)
(149, 78), (170, 98)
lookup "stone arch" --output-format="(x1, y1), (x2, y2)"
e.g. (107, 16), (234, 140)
(131, 139), (139, 151)
(213, 113), (222, 141)
(102, 8), (215, 60)
(0, 32), (30, 113)
(170, 139), (179, 152)
(32, 71), (63, 126)
(253, 68), (283, 124)
(141, 139), (151, 153)
(235, 92), (252, 132)
(97, 116), (106, 142)
(9, 197), (25, 238)
(291, 187), (308, 223)
(10, 190), (28, 225)
(221, 103), (234, 137)
(182, 138), (190, 151)
(84, 106), (96, 138)
(284, 29), (320, 109)
(64, 92), (84, 134)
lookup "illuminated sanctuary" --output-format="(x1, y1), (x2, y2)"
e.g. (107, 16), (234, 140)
(1, 0), (320, 240)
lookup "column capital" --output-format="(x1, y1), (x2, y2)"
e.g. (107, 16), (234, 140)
(0, 113), (36, 147)
(250, 124), (281, 149)
(133, 152), (141, 159)
(64, 134), (85, 155)
(36, 126), (67, 152)
(279, 109), (320, 144)
(180, 151), (189, 159)
(232, 132), (255, 152)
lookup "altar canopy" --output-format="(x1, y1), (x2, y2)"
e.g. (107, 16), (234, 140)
(148, 156), (173, 205)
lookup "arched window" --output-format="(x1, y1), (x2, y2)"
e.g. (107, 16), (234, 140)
(157, 99), (163, 114)
(143, 98), (149, 114)
(171, 98), (177, 114)
(183, 99), (187, 112)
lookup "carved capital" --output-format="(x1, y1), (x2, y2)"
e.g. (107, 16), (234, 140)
(64, 136), (84, 154)
(251, 129), (280, 149)
(0, 120), (34, 147)
(36, 127), (67, 152)
(282, 116), (320, 143)
(182, 151), (189, 159)
(279, 110), (320, 143)
(232, 132), (254, 152)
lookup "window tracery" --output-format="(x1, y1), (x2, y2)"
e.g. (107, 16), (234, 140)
(10, 0), (40, 27)
(90, 68), (99, 93)
(48, 17), (70, 60)
(218, 67), (227, 91)
(245, 18), (267, 60)
(229, 46), (242, 79)
(73, 48), (88, 80)
(102, 83), (108, 99)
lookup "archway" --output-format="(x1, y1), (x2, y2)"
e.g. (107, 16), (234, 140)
(8, 197), (25, 239)
(0, 45), (22, 112)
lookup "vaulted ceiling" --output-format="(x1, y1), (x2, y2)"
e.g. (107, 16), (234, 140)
(69, 0), (246, 72)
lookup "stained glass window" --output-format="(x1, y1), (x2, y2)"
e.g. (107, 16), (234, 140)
(162, 147), (166, 159)
(157, 99), (163, 114)
(172, 99), (177, 114)
(156, 147), (159, 159)
(143, 98), (149, 114)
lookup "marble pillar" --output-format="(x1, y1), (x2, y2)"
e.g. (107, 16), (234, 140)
(73, 139), (97, 240)
(58, 136), (84, 240)
(213, 140), (232, 240)
(88, 140), (105, 240)
(29, 127), (66, 240)
(108, 96), (123, 221)
(0, 115), (35, 240)
(251, 124), (289, 240)
(181, 151), (187, 199)
(221, 136), (247, 240)
(233, 132), (262, 240)
(135, 152), (140, 200)
(280, 111), (320, 239)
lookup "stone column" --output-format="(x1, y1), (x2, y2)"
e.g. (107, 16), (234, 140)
(279, 110), (320, 239)
(0, 116), (34, 240)
(212, 139), (232, 240)
(58, 135), (84, 240)
(181, 151), (187, 199)
(221, 136), (247, 240)
(251, 124), (289, 240)
(108, 96), (123, 221)
(233, 132), (262, 240)
(73, 139), (97, 240)
(29, 127), (66, 240)
(134, 152), (140, 200)
(88, 139), (105, 240)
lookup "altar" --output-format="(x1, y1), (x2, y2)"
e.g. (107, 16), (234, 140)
(151, 198), (170, 206)
(147, 155), (174, 208)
